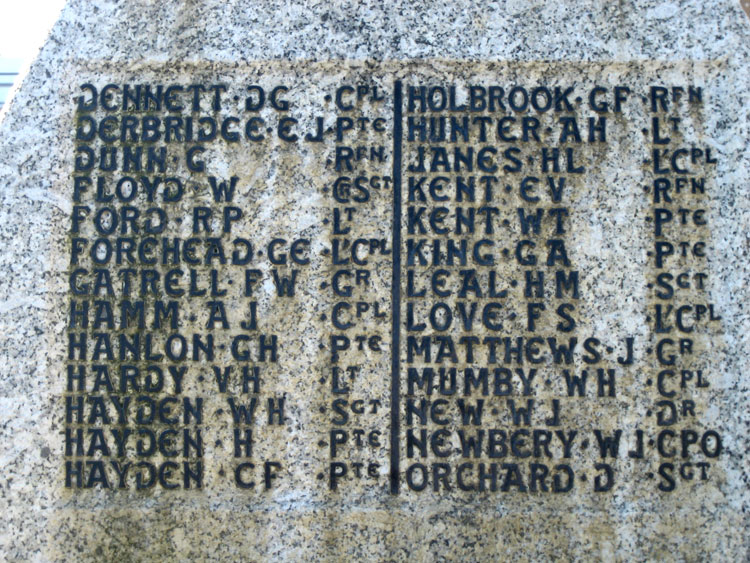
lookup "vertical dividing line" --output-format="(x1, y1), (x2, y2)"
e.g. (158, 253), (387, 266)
(390, 80), (403, 495)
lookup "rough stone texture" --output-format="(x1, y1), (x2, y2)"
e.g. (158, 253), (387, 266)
(0, 1), (748, 561)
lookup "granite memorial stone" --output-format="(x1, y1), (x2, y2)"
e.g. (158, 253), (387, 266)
(0, 0), (748, 560)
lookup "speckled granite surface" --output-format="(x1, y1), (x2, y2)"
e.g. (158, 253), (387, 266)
(0, 1), (748, 561)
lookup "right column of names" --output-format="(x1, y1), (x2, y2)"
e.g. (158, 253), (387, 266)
(397, 78), (723, 495)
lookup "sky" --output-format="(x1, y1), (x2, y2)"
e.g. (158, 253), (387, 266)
(0, 0), (66, 62)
